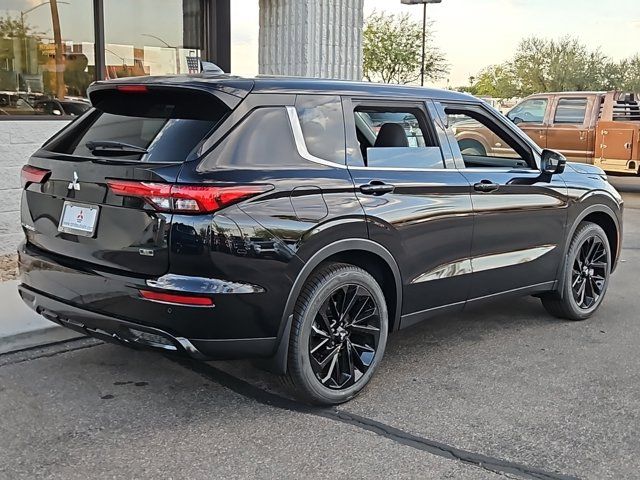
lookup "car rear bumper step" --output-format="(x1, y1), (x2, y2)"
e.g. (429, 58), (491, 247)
(18, 285), (276, 360)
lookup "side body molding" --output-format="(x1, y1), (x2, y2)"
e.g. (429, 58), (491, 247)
(267, 238), (403, 374)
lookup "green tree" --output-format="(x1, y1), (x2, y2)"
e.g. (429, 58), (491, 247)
(512, 37), (608, 94)
(464, 36), (640, 97)
(0, 15), (43, 39)
(470, 64), (520, 98)
(363, 12), (448, 85)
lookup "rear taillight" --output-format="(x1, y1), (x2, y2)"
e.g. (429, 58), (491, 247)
(107, 180), (271, 213)
(21, 165), (51, 188)
(139, 289), (214, 307)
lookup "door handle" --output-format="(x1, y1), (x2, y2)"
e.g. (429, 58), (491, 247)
(474, 180), (499, 193)
(360, 181), (395, 196)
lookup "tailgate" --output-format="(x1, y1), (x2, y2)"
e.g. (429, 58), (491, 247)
(20, 84), (241, 276)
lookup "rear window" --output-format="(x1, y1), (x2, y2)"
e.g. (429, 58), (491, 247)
(44, 89), (229, 163)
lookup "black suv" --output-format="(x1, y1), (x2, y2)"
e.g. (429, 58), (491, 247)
(18, 76), (623, 404)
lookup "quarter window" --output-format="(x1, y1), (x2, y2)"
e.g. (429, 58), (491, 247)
(554, 98), (588, 124)
(200, 107), (301, 170)
(353, 106), (444, 169)
(295, 95), (346, 164)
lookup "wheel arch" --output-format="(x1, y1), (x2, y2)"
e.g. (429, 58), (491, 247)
(556, 203), (621, 297)
(267, 239), (402, 375)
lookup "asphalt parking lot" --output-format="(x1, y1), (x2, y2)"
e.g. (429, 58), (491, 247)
(1, 176), (639, 480)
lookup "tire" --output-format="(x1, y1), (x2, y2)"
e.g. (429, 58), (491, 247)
(286, 262), (389, 405)
(541, 222), (611, 321)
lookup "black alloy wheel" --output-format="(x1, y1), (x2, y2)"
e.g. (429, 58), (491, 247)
(542, 222), (611, 320)
(286, 262), (388, 405)
(309, 284), (381, 389)
(571, 235), (608, 310)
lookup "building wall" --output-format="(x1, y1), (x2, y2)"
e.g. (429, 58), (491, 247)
(0, 121), (68, 255)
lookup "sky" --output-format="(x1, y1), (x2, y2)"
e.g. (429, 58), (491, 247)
(231, 0), (640, 87)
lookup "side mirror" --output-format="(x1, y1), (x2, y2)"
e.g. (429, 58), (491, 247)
(52, 109), (62, 116)
(541, 149), (566, 175)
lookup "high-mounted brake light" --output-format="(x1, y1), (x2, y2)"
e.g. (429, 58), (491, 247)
(116, 85), (148, 93)
(139, 290), (214, 307)
(21, 165), (51, 188)
(107, 180), (271, 213)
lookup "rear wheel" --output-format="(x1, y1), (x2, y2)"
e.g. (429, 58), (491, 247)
(542, 222), (611, 320)
(286, 262), (388, 405)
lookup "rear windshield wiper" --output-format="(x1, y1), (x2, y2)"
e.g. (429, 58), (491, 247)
(86, 141), (149, 156)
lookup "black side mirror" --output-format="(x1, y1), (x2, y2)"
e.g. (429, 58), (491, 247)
(541, 149), (566, 175)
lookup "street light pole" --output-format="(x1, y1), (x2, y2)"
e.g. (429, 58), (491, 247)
(421, 3), (426, 86)
(400, 0), (442, 87)
(141, 33), (181, 75)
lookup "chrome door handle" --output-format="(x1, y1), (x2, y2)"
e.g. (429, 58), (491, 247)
(474, 181), (499, 193)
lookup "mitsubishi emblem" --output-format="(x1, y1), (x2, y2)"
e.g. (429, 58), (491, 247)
(68, 171), (80, 191)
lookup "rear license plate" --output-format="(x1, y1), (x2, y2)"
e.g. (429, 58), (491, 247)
(58, 201), (99, 237)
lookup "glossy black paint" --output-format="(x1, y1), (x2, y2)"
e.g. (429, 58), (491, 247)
(18, 76), (623, 370)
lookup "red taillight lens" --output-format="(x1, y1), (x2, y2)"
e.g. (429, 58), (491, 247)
(116, 85), (148, 93)
(139, 290), (214, 307)
(107, 180), (271, 213)
(21, 165), (51, 188)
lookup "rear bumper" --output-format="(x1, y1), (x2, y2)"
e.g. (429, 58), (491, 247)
(17, 242), (279, 359)
(18, 284), (276, 359)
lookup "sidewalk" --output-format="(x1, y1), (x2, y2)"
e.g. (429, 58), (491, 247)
(0, 280), (83, 354)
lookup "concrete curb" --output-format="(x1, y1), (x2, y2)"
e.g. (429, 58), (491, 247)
(0, 280), (84, 355)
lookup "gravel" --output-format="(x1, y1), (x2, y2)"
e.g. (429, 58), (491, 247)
(0, 253), (18, 282)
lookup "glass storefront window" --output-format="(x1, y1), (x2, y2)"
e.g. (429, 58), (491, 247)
(0, 0), (94, 116)
(104, 0), (204, 79)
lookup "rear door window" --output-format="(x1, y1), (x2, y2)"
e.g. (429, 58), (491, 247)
(553, 98), (588, 124)
(44, 89), (229, 163)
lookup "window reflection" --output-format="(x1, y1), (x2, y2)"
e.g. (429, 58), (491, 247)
(0, 0), (94, 115)
(104, 0), (204, 79)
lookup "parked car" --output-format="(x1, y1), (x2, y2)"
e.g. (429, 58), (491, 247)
(504, 92), (639, 174)
(33, 98), (91, 116)
(18, 76), (623, 405)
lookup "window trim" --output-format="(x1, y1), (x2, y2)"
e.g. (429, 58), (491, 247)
(286, 106), (348, 169)
(343, 97), (449, 171)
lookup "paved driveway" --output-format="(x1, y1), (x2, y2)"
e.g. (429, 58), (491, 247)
(1, 178), (638, 480)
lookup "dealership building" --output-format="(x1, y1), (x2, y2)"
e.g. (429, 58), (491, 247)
(0, 0), (365, 253)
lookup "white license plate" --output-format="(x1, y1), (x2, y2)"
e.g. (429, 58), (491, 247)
(58, 201), (99, 237)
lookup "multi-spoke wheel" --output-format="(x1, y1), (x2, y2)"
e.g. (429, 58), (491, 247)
(286, 262), (388, 405)
(542, 222), (611, 320)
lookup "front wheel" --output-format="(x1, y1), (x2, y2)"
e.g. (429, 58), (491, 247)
(286, 262), (388, 405)
(541, 222), (611, 320)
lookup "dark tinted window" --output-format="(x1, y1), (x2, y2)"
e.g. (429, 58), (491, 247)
(200, 107), (299, 170)
(295, 95), (345, 164)
(554, 98), (588, 124)
(45, 90), (227, 163)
